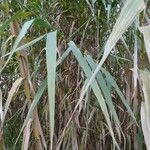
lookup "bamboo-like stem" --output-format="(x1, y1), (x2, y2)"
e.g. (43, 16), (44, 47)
(10, 20), (43, 150)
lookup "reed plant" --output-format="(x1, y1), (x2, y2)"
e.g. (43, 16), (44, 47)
(0, 0), (150, 149)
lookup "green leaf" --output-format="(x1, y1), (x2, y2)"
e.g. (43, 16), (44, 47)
(14, 78), (47, 149)
(77, 0), (145, 117)
(0, 19), (35, 74)
(100, 68), (136, 123)
(46, 31), (57, 150)
(56, 48), (71, 66)
(68, 41), (120, 149)
(14, 36), (70, 148)
(2, 34), (46, 57)
(0, 11), (32, 35)
(34, 17), (50, 29)
(86, 55), (121, 136)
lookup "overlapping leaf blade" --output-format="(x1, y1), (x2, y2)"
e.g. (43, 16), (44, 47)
(46, 31), (57, 150)
(80, 0), (145, 104)
(68, 41), (119, 149)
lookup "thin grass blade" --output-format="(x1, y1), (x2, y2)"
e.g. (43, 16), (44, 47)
(86, 55), (121, 137)
(14, 78), (47, 149)
(2, 34), (46, 58)
(100, 68), (136, 122)
(0, 19), (35, 73)
(56, 48), (71, 66)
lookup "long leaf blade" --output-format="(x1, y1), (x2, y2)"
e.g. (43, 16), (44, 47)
(69, 41), (119, 149)
(80, 0), (145, 106)
(46, 31), (57, 150)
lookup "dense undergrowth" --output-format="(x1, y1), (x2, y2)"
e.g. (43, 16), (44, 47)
(0, 0), (150, 149)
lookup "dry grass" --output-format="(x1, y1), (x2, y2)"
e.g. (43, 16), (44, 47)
(0, 0), (150, 149)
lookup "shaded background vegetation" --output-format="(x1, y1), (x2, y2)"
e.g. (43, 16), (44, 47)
(0, 0), (150, 149)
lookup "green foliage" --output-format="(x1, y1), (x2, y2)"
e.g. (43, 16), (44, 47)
(0, 0), (150, 149)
